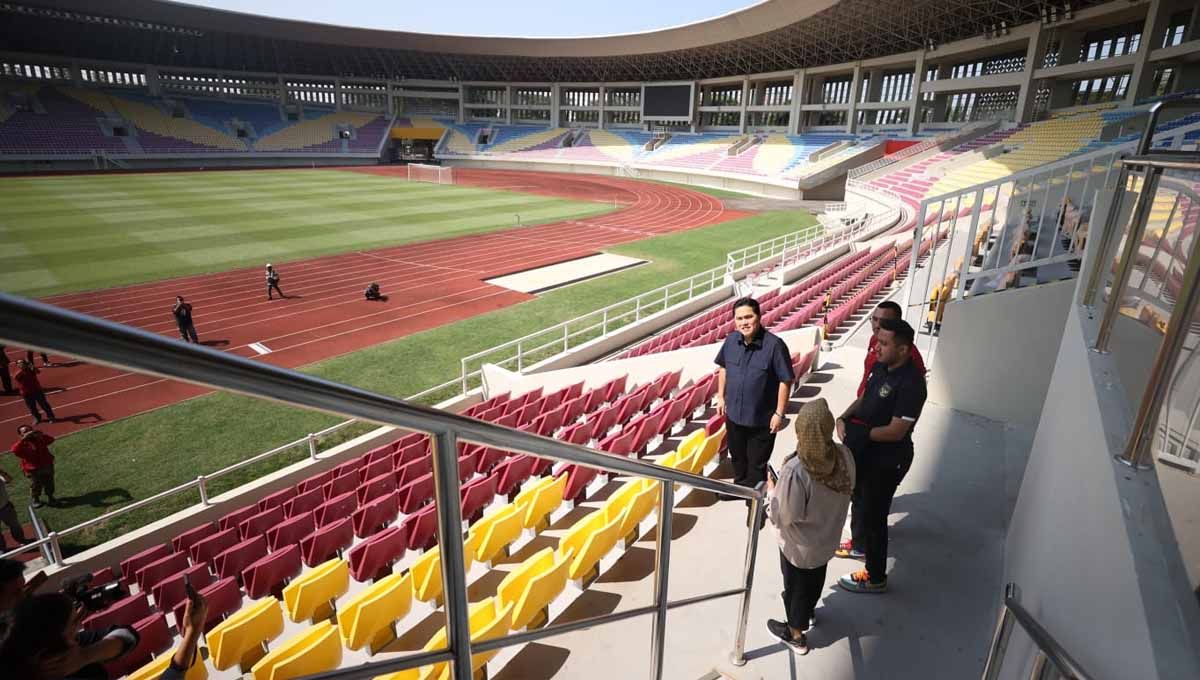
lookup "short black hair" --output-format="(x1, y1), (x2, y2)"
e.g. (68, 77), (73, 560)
(879, 317), (915, 349)
(731, 297), (761, 318)
(876, 301), (902, 318)
(0, 559), (22, 586)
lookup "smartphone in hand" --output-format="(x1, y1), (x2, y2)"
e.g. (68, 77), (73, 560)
(766, 464), (778, 484)
(183, 573), (199, 602)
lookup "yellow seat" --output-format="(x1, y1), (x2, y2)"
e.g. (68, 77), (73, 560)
(337, 571), (413, 652)
(250, 620), (343, 680)
(373, 670), (421, 680)
(411, 546), (443, 603)
(689, 426), (725, 472)
(127, 649), (208, 680)
(420, 597), (513, 680)
(655, 449), (683, 469)
(496, 547), (571, 630)
(557, 505), (625, 581)
(282, 558), (349, 623)
(675, 429), (705, 461)
(206, 598), (285, 670)
(606, 479), (659, 541)
(512, 473), (567, 530)
(464, 503), (524, 566)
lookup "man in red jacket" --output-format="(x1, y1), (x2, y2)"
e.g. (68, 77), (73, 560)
(10, 425), (56, 508)
(14, 360), (55, 424)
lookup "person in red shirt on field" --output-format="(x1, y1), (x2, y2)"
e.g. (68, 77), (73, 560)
(14, 360), (55, 424)
(837, 300), (925, 560)
(10, 425), (56, 508)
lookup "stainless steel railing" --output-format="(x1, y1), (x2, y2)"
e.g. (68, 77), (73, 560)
(0, 292), (764, 680)
(981, 583), (1094, 680)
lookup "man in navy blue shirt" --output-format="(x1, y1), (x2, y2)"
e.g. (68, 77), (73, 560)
(715, 297), (795, 494)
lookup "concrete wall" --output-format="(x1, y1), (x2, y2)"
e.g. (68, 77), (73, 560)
(928, 279), (1075, 430)
(999, 304), (1200, 680)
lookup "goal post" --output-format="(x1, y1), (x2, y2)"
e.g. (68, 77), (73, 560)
(407, 163), (454, 185)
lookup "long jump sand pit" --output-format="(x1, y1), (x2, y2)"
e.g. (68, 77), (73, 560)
(484, 253), (648, 294)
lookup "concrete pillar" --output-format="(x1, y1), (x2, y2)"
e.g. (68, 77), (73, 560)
(1128, 0), (1169, 105)
(846, 64), (862, 134)
(908, 53), (925, 135)
(550, 84), (561, 128)
(1015, 23), (1047, 123)
(456, 84), (465, 124)
(1188, 1), (1200, 42)
(598, 85), (606, 129)
(144, 65), (160, 96)
(932, 93), (950, 124)
(504, 85), (512, 124)
(789, 70), (804, 134)
(739, 78), (750, 133)
(278, 75), (287, 107)
(334, 79), (342, 111)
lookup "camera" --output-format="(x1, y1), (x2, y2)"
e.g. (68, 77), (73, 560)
(61, 573), (128, 613)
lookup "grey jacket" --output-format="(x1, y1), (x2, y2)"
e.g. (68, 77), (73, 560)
(767, 446), (855, 569)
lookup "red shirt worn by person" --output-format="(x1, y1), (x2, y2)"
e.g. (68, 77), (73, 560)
(856, 334), (926, 397)
(14, 367), (43, 397)
(10, 433), (55, 473)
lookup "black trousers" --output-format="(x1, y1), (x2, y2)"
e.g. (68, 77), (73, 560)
(23, 392), (55, 422)
(0, 501), (27, 542)
(726, 420), (776, 488)
(25, 351), (48, 365)
(861, 452), (912, 582)
(177, 322), (199, 343)
(267, 282), (284, 299)
(0, 364), (11, 393)
(780, 552), (825, 632)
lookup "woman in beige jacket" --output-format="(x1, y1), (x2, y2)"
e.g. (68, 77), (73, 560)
(765, 398), (855, 654)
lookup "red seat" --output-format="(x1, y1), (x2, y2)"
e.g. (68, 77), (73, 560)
(364, 442), (397, 465)
(323, 471), (359, 500)
(331, 457), (365, 481)
(398, 473), (434, 514)
(172, 576), (241, 632)
(361, 456), (392, 483)
(135, 551), (189, 592)
(91, 567), (118, 588)
(396, 456), (432, 487)
(585, 406), (619, 441)
(460, 474), (497, 524)
(628, 409), (665, 455)
(151, 564), (212, 614)
(357, 472), (398, 506)
(189, 527), (238, 566)
(542, 390), (564, 413)
(397, 432), (427, 448)
(394, 441), (427, 468)
(242, 544), (303, 599)
(120, 544), (171, 585)
(533, 407), (565, 436)
(560, 396), (587, 427)
(352, 491), (400, 539)
(315, 490), (359, 527)
(283, 487), (324, 518)
(102, 612), (171, 679)
(171, 522), (216, 554)
(658, 395), (690, 435)
(580, 386), (605, 414)
(348, 525), (407, 582)
(560, 464), (600, 503)
(477, 447), (506, 474)
(238, 505), (285, 540)
(218, 504), (259, 532)
(495, 411), (519, 428)
(297, 470), (334, 495)
(300, 517), (354, 567)
(82, 592), (151, 631)
(560, 423), (590, 445)
(213, 535), (268, 582)
(600, 429), (636, 457)
(705, 413), (726, 436)
(457, 451), (477, 483)
(494, 455), (535, 497)
(614, 389), (648, 424)
(257, 487), (297, 512)
(267, 510), (315, 551)
(565, 381), (584, 402)
(402, 504), (438, 552)
(602, 375), (627, 403)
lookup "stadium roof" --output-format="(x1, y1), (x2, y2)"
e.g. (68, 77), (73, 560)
(3, 0), (1110, 82)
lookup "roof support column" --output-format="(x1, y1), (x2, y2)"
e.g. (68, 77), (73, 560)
(335, 78), (342, 111)
(846, 64), (862, 134)
(789, 70), (804, 134)
(505, 85), (512, 125)
(1015, 22), (1047, 124)
(1128, 0), (1168, 105)
(551, 83), (561, 128)
(740, 78), (750, 133)
(908, 53), (925, 135)
(456, 84), (464, 124)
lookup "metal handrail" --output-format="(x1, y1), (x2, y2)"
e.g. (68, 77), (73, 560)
(982, 583), (1094, 680)
(0, 292), (764, 680)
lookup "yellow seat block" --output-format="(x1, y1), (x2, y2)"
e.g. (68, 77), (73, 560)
(411, 546), (443, 603)
(373, 670), (421, 680)
(513, 473), (567, 530)
(421, 597), (514, 679)
(690, 426), (726, 472)
(206, 598), (285, 670)
(675, 428), (705, 461)
(464, 503), (524, 566)
(557, 505), (625, 580)
(282, 558), (349, 623)
(606, 479), (659, 540)
(337, 571), (413, 651)
(496, 547), (571, 630)
(656, 449), (683, 469)
(127, 649), (208, 680)
(250, 620), (343, 680)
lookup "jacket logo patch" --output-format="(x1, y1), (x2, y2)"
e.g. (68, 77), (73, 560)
(878, 383), (892, 399)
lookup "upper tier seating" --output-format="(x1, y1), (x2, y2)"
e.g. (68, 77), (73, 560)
(0, 86), (128, 154)
(255, 110), (383, 152)
(63, 87), (248, 151)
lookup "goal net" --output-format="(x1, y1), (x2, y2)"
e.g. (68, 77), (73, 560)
(407, 163), (454, 185)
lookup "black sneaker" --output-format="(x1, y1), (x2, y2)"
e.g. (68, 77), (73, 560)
(767, 619), (809, 655)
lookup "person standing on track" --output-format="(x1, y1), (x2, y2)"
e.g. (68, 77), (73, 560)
(265, 264), (285, 300)
(10, 425), (57, 508)
(14, 360), (55, 424)
(24, 350), (51, 368)
(0, 346), (13, 394)
(172, 296), (199, 344)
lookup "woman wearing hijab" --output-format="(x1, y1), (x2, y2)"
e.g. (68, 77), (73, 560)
(765, 398), (855, 654)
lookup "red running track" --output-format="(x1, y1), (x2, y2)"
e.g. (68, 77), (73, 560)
(2, 168), (748, 436)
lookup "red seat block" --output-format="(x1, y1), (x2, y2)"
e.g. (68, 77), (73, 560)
(315, 490), (358, 527)
(242, 544), (303, 599)
(460, 474), (497, 524)
(213, 535), (268, 582)
(296, 470), (334, 495)
(402, 504), (438, 552)
(171, 522), (217, 554)
(238, 505), (285, 540)
(283, 487), (324, 518)
(172, 576), (241, 632)
(120, 544), (171, 584)
(82, 592), (151, 631)
(322, 471), (359, 501)
(352, 491), (400, 539)
(348, 525), (407, 582)
(396, 456), (432, 487)
(135, 551), (189, 592)
(361, 456), (393, 483)
(300, 517), (354, 567)
(151, 563), (212, 614)
(257, 487), (297, 512)
(188, 527), (238, 567)
(218, 504), (259, 532)
(398, 473), (434, 514)
(560, 464), (600, 503)
(266, 510), (316, 551)
(357, 472), (398, 506)
(103, 612), (171, 679)
(494, 455), (535, 497)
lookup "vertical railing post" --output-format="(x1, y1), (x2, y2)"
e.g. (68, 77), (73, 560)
(1094, 166), (1162, 352)
(563, 323), (569, 353)
(901, 201), (928, 323)
(516, 340), (524, 373)
(48, 531), (64, 567)
(1082, 165), (1131, 308)
(430, 430), (473, 680)
(729, 495), (763, 667)
(197, 475), (209, 505)
(647, 481), (674, 680)
(307, 433), (318, 460)
(981, 583), (1018, 680)
(602, 308), (609, 336)
(460, 358), (469, 395)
